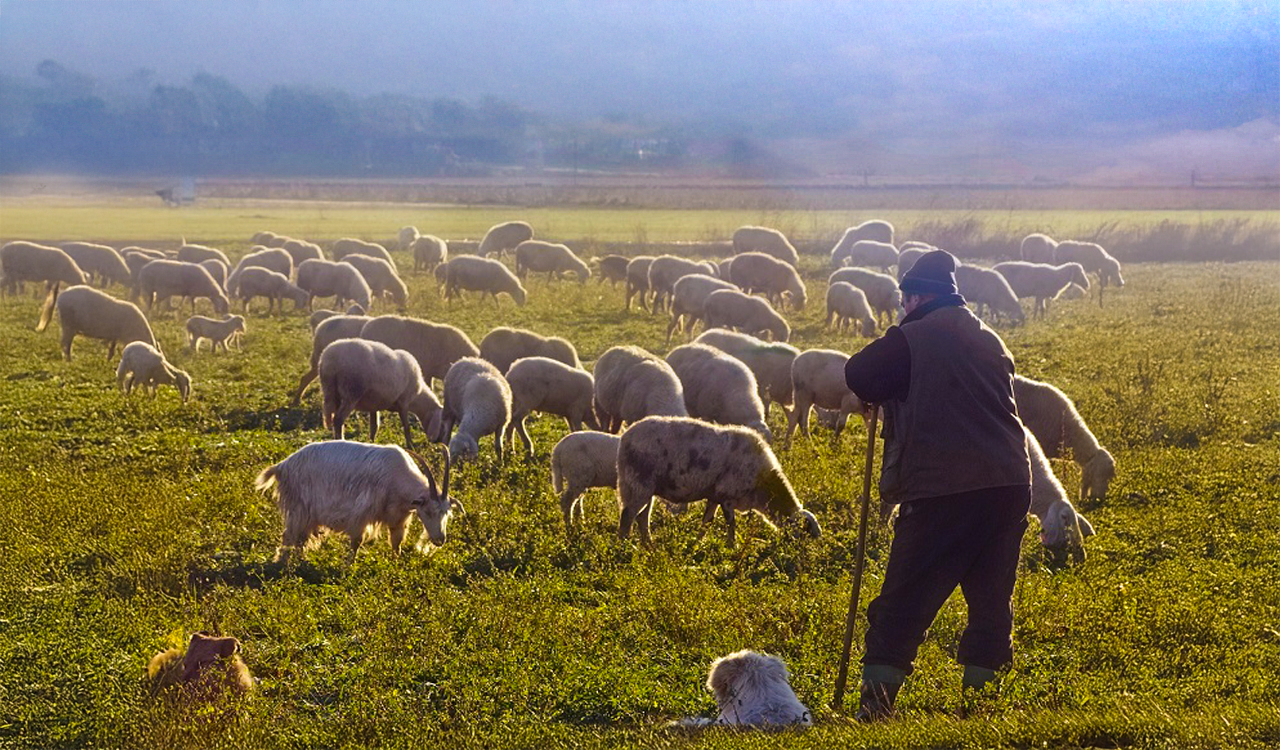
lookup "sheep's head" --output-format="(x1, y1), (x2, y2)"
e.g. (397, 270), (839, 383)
(770, 320), (791, 343)
(409, 393), (444, 443)
(230, 315), (247, 333)
(510, 284), (528, 307)
(180, 633), (240, 684)
(860, 316), (877, 338)
(1081, 449), (1115, 501)
(287, 286), (310, 310)
(1040, 498), (1089, 565)
(212, 294), (230, 315)
(1066, 262), (1091, 290)
(448, 432), (481, 462)
(174, 369), (192, 403)
(746, 419), (773, 443)
(410, 446), (461, 547)
(706, 650), (790, 708)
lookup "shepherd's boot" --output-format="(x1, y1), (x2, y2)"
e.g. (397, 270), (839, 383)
(855, 664), (905, 722)
(959, 665), (1000, 719)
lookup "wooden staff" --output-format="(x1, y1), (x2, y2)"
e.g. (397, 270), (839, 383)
(833, 404), (879, 710)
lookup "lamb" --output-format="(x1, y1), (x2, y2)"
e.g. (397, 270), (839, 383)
(442, 255), (528, 307)
(955, 264), (1026, 325)
(841, 240), (900, 273)
(1026, 425), (1095, 565)
(992, 261), (1091, 318)
(360, 315), (481, 385)
(550, 431), (620, 528)
(296, 259), (373, 311)
(1013, 374), (1116, 502)
(137, 259), (231, 316)
(478, 220), (534, 258)
(341, 254), (409, 309)
(504, 356), (599, 457)
(702, 289), (791, 342)
(666, 273), (738, 342)
(147, 632), (253, 699)
(186, 314), (246, 353)
(439, 357), (513, 462)
(411, 234), (448, 273)
(783, 348), (868, 448)
(827, 267), (901, 325)
(825, 281), (877, 336)
(479, 326), (582, 374)
(60, 242), (131, 288)
(227, 247), (293, 294)
(665, 343), (771, 440)
(592, 345), (688, 432)
(37, 284), (157, 360)
(0, 241), (86, 295)
(177, 243), (231, 268)
(616, 416), (821, 546)
(829, 220), (895, 266)
(318, 338), (444, 451)
(331, 238), (397, 271)
(624, 255), (656, 311)
(593, 255), (630, 287)
(281, 238), (325, 265)
(308, 303), (366, 333)
(290, 313), (374, 404)
(255, 441), (457, 562)
(1020, 233), (1058, 263)
(701, 650), (812, 727)
(116, 341), (191, 402)
(235, 267), (310, 314)
(398, 225), (420, 251)
(514, 240), (592, 283)
(732, 226), (800, 266)
(693, 329), (799, 418)
(199, 259), (229, 292)
(727, 252), (807, 310)
(647, 255), (719, 312)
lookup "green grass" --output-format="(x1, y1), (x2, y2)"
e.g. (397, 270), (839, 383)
(0, 205), (1278, 748)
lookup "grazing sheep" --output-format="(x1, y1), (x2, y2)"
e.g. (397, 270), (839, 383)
(592, 345), (688, 432)
(442, 255), (528, 307)
(955, 264), (1025, 325)
(504, 356), (599, 457)
(825, 281), (876, 336)
(648, 255), (719, 313)
(60, 242), (130, 288)
(702, 289), (791, 342)
(235, 267), (310, 314)
(732, 226), (800, 266)
(307, 303), (366, 333)
(898, 240), (935, 252)
(624, 255), (657, 311)
(37, 284), (156, 360)
(360, 315), (480, 385)
(783, 348), (867, 448)
(828, 267), (901, 326)
(122, 249), (162, 294)
(252, 230), (284, 246)
(186, 314), (246, 353)
(478, 220), (534, 258)
(616, 416), (820, 546)
(290, 313), (374, 404)
(256, 441), (457, 562)
(440, 357), (513, 462)
(116, 341), (191, 402)
(830, 220), (895, 266)
(693, 329), (799, 418)
(137, 260), (230, 316)
(1013, 374), (1116, 502)
(1026, 426), (1095, 565)
(1055, 282), (1089, 301)
(728, 252), (807, 310)
(198, 259), (228, 292)
(702, 650), (812, 727)
(593, 255), (630, 287)
(665, 343), (770, 439)
(147, 632), (253, 699)
(331, 238), (397, 271)
(177, 243), (231, 268)
(992, 261), (1091, 318)
(479, 326), (581, 374)
(896, 247), (927, 281)
(666, 273), (738, 342)
(514, 240), (591, 283)
(842, 240), (900, 273)
(341, 254), (409, 309)
(319, 338), (444, 450)
(551, 431), (620, 528)
(398, 226), (420, 252)
(296, 259), (373, 311)
(1020, 233), (1058, 263)
(1098, 254), (1125, 291)
(227, 247), (293, 294)
(1055, 241), (1124, 303)
(281, 238), (325, 265)
(411, 234), (448, 273)
(0, 241), (86, 296)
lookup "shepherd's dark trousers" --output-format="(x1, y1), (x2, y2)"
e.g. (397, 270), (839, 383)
(862, 485), (1031, 675)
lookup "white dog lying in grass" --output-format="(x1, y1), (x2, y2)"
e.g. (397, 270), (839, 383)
(675, 650), (812, 728)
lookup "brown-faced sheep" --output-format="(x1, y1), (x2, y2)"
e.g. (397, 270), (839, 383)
(442, 255), (527, 306)
(702, 289), (791, 342)
(514, 240), (591, 283)
(116, 341), (191, 402)
(592, 345), (688, 433)
(37, 284), (156, 360)
(0, 241), (86, 296)
(504, 356), (599, 457)
(440, 357), (513, 463)
(186, 315), (246, 353)
(411, 235), (449, 273)
(732, 226), (800, 266)
(478, 220), (534, 258)
(479, 326), (582, 374)
(359, 315), (480, 385)
(340, 254), (409, 309)
(296, 259), (373, 311)
(60, 242), (130, 288)
(147, 632), (253, 699)
(319, 338), (444, 451)
(665, 343), (771, 439)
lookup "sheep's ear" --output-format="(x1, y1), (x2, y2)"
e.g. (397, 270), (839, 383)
(1078, 514), (1096, 538)
(450, 499), (467, 515)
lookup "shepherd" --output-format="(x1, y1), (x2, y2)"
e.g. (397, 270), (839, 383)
(842, 250), (1032, 720)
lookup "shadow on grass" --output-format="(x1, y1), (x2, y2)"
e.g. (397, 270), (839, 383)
(221, 406), (322, 432)
(188, 554), (343, 591)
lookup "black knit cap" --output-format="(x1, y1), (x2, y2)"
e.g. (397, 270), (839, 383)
(899, 249), (959, 296)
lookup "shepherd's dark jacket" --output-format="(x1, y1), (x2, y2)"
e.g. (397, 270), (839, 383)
(845, 295), (1030, 505)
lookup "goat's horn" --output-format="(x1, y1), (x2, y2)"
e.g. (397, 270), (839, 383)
(440, 445), (450, 499)
(408, 449), (438, 497)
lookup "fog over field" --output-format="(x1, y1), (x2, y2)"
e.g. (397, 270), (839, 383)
(0, 0), (1277, 181)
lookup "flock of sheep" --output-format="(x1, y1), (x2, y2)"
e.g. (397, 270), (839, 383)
(0, 219), (1120, 571)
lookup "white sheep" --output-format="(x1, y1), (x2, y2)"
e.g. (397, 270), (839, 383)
(252, 230), (284, 246)
(731, 226), (800, 266)
(514, 240), (591, 283)
(478, 220), (534, 258)
(411, 235), (448, 274)
(440, 357), (513, 463)
(693, 329), (799, 419)
(1026, 425), (1095, 565)
(592, 345), (688, 433)
(281, 238), (325, 265)
(1020, 233), (1058, 263)
(624, 255), (657, 311)
(479, 326), (581, 374)
(895, 247), (927, 281)
(551, 431), (620, 528)
(666, 273), (738, 342)
(227, 247), (293, 294)
(186, 315), (246, 353)
(137, 260), (230, 316)
(647, 255), (719, 313)
(827, 267), (901, 326)
(296, 259), (373, 311)
(992, 261), (1091, 318)
(1014, 374), (1116, 502)
(727, 252), (807, 310)
(442, 255), (528, 307)
(199, 259), (229, 292)
(398, 226), (420, 252)
(360, 315), (481, 385)
(235, 267), (310, 314)
(616, 416), (821, 547)
(842, 240), (900, 273)
(290, 313), (374, 404)
(504, 356), (599, 457)
(593, 255), (630, 287)
(702, 289), (791, 342)
(665, 343), (771, 440)
(177, 243), (231, 268)
(60, 242), (131, 288)
(0, 241), (86, 296)
(829, 220), (895, 266)
(308, 303), (366, 333)
(340, 254), (409, 309)
(319, 338), (444, 451)
(331, 238), (397, 271)
(1055, 240), (1125, 303)
(1098, 254), (1125, 292)
(36, 284), (157, 360)
(122, 249), (163, 295)
(955, 264), (1026, 325)
(255, 441), (457, 562)
(116, 341), (191, 402)
(783, 348), (867, 448)
(825, 281), (876, 336)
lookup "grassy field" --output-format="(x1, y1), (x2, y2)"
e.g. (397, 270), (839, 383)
(0, 200), (1278, 749)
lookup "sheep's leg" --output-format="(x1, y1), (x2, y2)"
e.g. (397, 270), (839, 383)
(368, 411), (381, 442)
(344, 533), (363, 564)
(560, 488), (581, 529)
(494, 428), (505, 463)
(513, 416), (534, 458)
(636, 501), (654, 546)
(397, 410), (415, 451)
(106, 340), (117, 359)
(723, 503), (737, 548)
(291, 366), (319, 406)
(61, 330), (75, 361)
(387, 518), (407, 555)
(664, 313), (681, 343)
(618, 492), (647, 540)
(331, 401), (357, 440)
